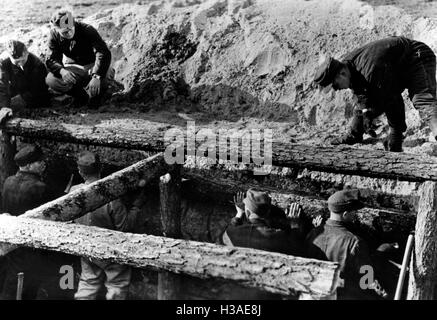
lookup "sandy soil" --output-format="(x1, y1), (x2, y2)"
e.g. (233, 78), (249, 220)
(2, 0), (437, 154)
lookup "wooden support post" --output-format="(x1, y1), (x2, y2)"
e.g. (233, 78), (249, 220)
(0, 131), (17, 211)
(158, 167), (182, 300)
(407, 181), (437, 300)
(0, 153), (168, 256)
(0, 215), (340, 298)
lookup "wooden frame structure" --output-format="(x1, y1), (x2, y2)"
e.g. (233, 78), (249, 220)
(0, 117), (436, 299)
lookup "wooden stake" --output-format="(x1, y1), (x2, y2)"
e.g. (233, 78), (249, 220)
(0, 131), (17, 211)
(407, 181), (437, 300)
(158, 167), (182, 300)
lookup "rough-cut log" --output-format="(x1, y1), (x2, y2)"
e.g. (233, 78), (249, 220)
(6, 118), (437, 182)
(182, 173), (416, 247)
(408, 181), (437, 300)
(158, 169), (182, 300)
(4, 118), (166, 151)
(22, 153), (166, 221)
(28, 140), (421, 213)
(0, 131), (17, 210)
(0, 215), (340, 298)
(0, 153), (168, 256)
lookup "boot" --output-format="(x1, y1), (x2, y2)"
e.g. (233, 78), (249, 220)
(330, 132), (363, 145)
(383, 129), (403, 152)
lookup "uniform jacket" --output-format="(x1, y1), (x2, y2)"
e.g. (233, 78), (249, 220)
(0, 53), (48, 108)
(46, 21), (111, 78)
(2, 171), (50, 216)
(305, 219), (375, 299)
(71, 183), (134, 232)
(342, 36), (427, 110)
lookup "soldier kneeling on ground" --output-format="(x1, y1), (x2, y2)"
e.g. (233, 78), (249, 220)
(0, 40), (50, 124)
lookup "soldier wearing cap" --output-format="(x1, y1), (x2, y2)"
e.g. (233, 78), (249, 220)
(314, 36), (437, 152)
(72, 151), (135, 300)
(45, 8), (112, 108)
(0, 40), (50, 124)
(305, 189), (387, 299)
(0, 144), (54, 300)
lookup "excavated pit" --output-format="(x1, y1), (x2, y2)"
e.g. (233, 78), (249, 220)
(2, 0), (436, 299)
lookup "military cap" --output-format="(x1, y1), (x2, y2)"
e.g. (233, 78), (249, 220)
(77, 151), (101, 174)
(327, 189), (363, 213)
(14, 144), (44, 167)
(5, 40), (26, 59)
(313, 57), (343, 87)
(243, 188), (272, 217)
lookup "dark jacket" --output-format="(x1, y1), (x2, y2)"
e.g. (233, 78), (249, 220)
(342, 36), (429, 110)
(46, 21), (111, 78)
(0, 53), (49, 108)
(71, 183), (135, 232)
(305, 219), (375, 299)
(223, 217), (303, 256)
(2, 171), (50, 216)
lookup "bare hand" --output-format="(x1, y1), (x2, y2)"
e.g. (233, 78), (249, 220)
(312, 215), (323, 227)
(87, 77), (101, 98)
(286, 203), (302, 220)
(60, 68), (78, 85)
(0, 107), (13, 125)
(233, 191), (245, 213)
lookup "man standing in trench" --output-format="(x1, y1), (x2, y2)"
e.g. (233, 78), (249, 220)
(314, 36), (437, 152)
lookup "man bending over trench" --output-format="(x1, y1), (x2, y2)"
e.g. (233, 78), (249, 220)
(314, 36), (437, 152)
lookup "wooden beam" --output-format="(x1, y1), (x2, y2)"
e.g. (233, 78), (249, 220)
(5, 118), (437, 182)
(0, 215), (340, 298)
(407, 181), (437, 300)
(22, 153), (167, 221)
(158, 168), (182, 300)
(0, 153), (168, 256)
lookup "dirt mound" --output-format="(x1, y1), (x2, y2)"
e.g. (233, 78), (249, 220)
(2, 0), (437, 149)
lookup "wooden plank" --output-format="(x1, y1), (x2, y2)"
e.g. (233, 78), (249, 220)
(0, 215), (340, 298)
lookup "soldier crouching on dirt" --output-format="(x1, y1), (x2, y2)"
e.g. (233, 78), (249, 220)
(45, 9), (113, 108)
(0, 40), (50, 124)
(72, 151), (136, 300)
(314, 36), (437, 152)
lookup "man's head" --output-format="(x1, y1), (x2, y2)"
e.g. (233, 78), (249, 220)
(314, 56), (351, 90)
(14, 144), (46, 175)
(5, 40), (29, 69)
(77, 151), (101, 182)
(327, 188), (363, 222)
(243, 188), (272, 220)
(50, 9), (75, 39)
